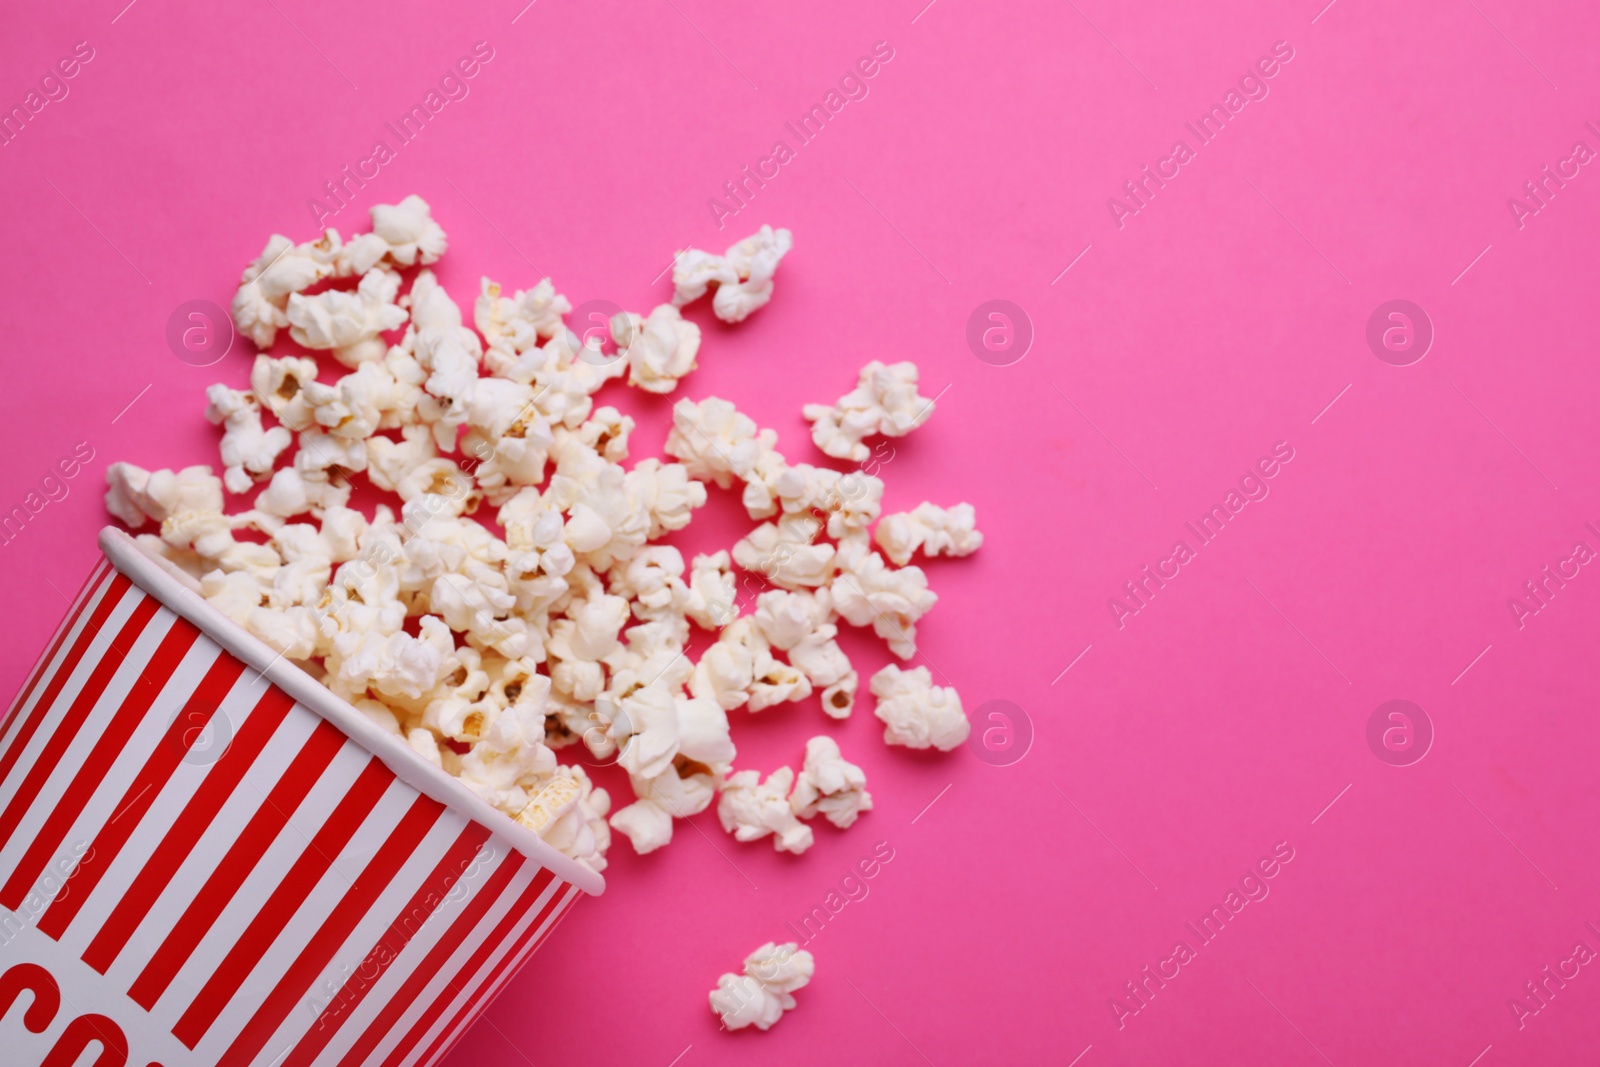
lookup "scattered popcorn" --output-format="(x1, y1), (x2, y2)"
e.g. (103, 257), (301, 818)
(609, 760), (716, 855)
(286, 267), (408, 368)
(204, 385), (293, 494)
(366, 194), (449, 268)
(709, 941), (814, 1032)
(109, 197), (981, 894)
(663, 396), (776, 487)
(875, 501), (983, 566)
(717, 766), (814, 854)
(733, 518), (837, 590)
(672, 225), (793, 323)
(476, 276), (571, 369)
(612, 304), (700, 394)
(105, 463), (222, 528)
(830, 535), (937, 660)
(789, 735), (873, 829)
(803, 360), (935, 462)
(230, 233), (338, 350)
(871, 664), (970, 751)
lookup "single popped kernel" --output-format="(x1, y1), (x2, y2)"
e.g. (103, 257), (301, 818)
(717, 766), (813, 854)
(671, 225), (793, 323)
(803, 360), (934, 462)
(789, 735), (872, 829)
(709, 942), (814, 1031)
(875, 501), (983, 566)
(870, 663), (970, 752)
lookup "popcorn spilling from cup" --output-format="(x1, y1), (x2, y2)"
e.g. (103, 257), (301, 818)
(107, 196), (981, 1032)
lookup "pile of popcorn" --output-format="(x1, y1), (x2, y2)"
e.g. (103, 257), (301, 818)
(105, 196), (981, 881)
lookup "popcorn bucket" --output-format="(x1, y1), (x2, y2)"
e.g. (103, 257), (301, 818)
(0, 528), (603, 1067)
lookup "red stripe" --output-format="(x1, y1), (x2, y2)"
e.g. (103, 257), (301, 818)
(0, 616), (202, 912)
(128, 720), (347, 1011)
(0, 588), (160, 870)
(379, 867), (557, 1067)
(281, 823), (493, 1067)
(172, 757), (394, 1048)
(0, 564), (115, 770)
(213, 793), (446, 1066)
(479, 888), (577, 1002)
(0, 574), (136, 803)
(2, 560), (110, 729)
(37, 651), (248, 939)
(334, 851), (526, 1067)
(523, 885), (579, 956)
(80, 685), (296, 975)
(416, 883), (574, 1067)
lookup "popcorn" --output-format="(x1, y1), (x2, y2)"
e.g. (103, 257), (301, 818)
(367, 194), (449, 267)
(772, 465), (884, 538)
(104, 463), (223, 528)
(717, 766), (813, 854)
(328, 614), (454, 706)
(789, 735), (872, 829)
(684, 551), (738, 630)
(789, 634), (857, 719)
(663, 396), (776, 488)
(752, 589), (831, 651)
(456, 699), (558, 812)
(250, 355), (324, 433)
(365, 424), (437, 493)
(611, 304), (700, 394)
(690, 619), (759, 710)
(204, 385), (292, 494)
(255, 465), (351, 520)
(672, 226), (794, 324)
(608, 759), (717, 855)
(803, 360), (935, 462)
(747, 649), (812, 712)
(608, 546), (689, 621)
(113, 199), (982, 896)
(709, 942), (814, 1031)
(733, 518), (836, 590)
(517, 765), (611, 874)
(286, 267), (408, 368)
(476, 276), (571, 369)
(829, 535), (937, 659)
(870, 664), (969, 751)
(875, 501), (983, 566)
(624, 459), (707, 539)
(230, 232), (339, 349)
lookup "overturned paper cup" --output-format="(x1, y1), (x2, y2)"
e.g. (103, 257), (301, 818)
(0, 527), (602, 1067)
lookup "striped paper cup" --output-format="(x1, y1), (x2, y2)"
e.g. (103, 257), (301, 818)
(0, 527), (604, 1067)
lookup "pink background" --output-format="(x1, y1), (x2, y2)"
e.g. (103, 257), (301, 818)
(4, 0), (1600, 1063)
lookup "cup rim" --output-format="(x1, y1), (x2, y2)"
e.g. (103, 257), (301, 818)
(99, 526), (606, 897)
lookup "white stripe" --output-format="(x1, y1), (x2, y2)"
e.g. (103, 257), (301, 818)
(303, 841), (518, 1067)
(188, 774), (420, 1063)
(89, 686), (320, 986)
(156, 713), (368, 1023)
(22, 636), (225, 941)
(0, 563), (113, 734)
(0, 603), (177, 876)
(479, 885), (576, 1003)
(0, 607), (203, 895)
(395, 874), (567, 1062)
(429, 885), (579, 1059)
(255, 810), (469, 1065)
(0, 578), (142, 809)
(357, 861), (552, 1067)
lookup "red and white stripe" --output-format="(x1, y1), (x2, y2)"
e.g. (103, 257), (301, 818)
(0, 558), (585, 1067)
